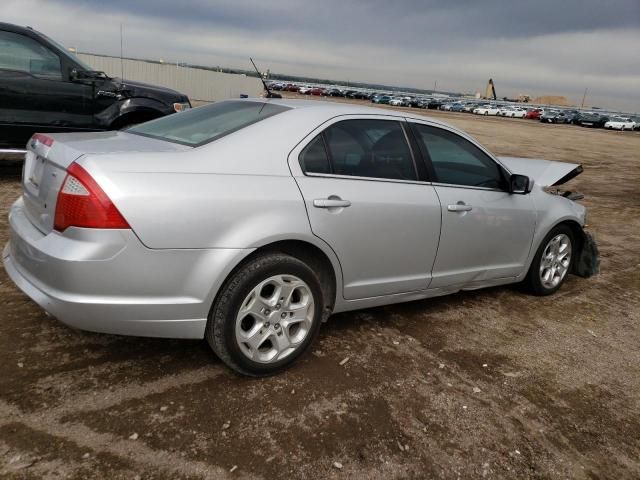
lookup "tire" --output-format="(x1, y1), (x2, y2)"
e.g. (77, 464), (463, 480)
(206, 253), (324, 376)
(523, 225), (575, 296)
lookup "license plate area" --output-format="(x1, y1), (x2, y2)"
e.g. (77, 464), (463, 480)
(23, 152), (42, 195)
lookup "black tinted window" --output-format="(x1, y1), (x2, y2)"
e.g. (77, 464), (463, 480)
(413, 124), (504, 189)
(299, 135), (330, 174)
(0, 31), (61, 78)
(323, 120), (416, 181)
(128, 101), (290, 146)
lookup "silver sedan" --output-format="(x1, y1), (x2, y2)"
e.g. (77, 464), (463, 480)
(3, 99), (599, 375)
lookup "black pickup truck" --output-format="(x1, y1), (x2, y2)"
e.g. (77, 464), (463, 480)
(0, 23), (191, 159)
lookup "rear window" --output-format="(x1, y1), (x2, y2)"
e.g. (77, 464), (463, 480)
(127, 100), (290, 146)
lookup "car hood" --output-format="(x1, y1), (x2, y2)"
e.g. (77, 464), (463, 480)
(112, 78), (189, 104)
(498, 157), (583, 186)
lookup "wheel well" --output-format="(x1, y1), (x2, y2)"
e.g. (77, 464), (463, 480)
(556, 220), (585, 271)
(110, 110), (163, 130)
(234, 241), (337, 319)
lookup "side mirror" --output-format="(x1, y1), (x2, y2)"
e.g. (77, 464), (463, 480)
(509, 174), (533, 194)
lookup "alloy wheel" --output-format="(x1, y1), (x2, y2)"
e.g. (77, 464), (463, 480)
(235, 275), (314, 364)
(539, 234), (572, 289)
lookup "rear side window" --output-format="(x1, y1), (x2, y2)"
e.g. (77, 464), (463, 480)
(299, 135), (331, 174)
(128, 101), (290, 146)
(319, 119), (417, 181)
(0, 31), (61, 79)
(412, 124), (505, 189)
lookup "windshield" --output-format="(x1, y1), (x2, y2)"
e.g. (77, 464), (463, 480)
(127, 100), (291, 146)
(36, 31), (94, 71)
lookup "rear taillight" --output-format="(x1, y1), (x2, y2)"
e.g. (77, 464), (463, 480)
(32, 133), (54, 147)
(54, 163), (130, 232)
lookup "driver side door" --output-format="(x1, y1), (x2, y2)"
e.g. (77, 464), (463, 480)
(410, 122), (536, 288)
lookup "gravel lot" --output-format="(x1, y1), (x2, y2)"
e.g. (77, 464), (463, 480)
(1, 101), (639, 479)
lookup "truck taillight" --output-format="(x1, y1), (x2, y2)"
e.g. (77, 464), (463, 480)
(54, 163), (130, 231)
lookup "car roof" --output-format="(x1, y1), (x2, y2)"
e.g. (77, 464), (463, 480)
(0, 22), (38, 36)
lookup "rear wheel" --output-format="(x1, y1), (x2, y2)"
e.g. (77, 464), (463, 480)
(206, 253), (323, 376)
(524, 225), (574, 296)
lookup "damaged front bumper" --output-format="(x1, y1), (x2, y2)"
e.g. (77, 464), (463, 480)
(573, 230), (600, 278)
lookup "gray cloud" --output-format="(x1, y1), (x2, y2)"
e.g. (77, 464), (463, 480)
(2, 0), (639, 110)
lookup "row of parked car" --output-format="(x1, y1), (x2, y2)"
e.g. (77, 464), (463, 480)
(269, 82), (638, 132)
(269, 82), (448, 109)
(461, 103), (639, 130)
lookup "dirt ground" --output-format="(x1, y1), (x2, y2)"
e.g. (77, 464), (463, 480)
(1, 97), (639, 480)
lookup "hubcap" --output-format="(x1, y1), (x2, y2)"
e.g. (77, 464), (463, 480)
(539, 234), (572, 289)
(235, 275), (314, 364)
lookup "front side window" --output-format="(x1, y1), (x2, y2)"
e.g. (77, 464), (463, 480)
(412, 124), (505, 189)
(128, 101), (290, 146)
(0, 31), (61, 78)
(320, 119), (417, 181)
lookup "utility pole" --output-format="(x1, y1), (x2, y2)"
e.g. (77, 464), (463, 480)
(120, 24), (124, 79)
(434, 80), (437, 92)
(581, 88), (588, 109)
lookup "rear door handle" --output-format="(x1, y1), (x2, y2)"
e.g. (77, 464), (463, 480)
(313, 198), (352, 208)
(447, 203), (472, 212)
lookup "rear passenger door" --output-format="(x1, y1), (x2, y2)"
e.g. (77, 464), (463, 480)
(289, 116), (442, 300)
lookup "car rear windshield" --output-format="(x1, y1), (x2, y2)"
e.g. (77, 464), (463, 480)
(127, 100), (291, 146)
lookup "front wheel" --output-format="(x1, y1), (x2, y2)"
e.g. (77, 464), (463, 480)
(524, 225), (575, 296)
(206, 253), (324, 376)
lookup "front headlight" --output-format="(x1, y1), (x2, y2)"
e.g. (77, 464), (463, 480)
(173, 102), (191, 113)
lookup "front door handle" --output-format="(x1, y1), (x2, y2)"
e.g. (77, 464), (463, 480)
(447, 202), (472, 212)
(313, 198), (352, 208)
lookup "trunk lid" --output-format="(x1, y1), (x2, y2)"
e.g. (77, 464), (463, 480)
(498, 156), (583, 187)
(21, 131), (189, 234)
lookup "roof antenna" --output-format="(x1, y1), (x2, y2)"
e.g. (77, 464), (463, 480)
(250, 57), (281, 99)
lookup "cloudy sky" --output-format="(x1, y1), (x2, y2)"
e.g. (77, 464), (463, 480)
(2, 0), (639, 110)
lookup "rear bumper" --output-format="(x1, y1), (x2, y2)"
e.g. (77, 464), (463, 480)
(3, 198), (251, 339)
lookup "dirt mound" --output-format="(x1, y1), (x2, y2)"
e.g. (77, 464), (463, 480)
(532, 95), (572, 106)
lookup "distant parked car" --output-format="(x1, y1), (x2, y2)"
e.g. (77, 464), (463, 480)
(323, 88), (342, 97)
(604, 116), (636, 130)
(463, 103), (482, 113)
(525, 108), (544, 120)
(540, 110), (562, 123)
(309, 88), (324, 96)
(298, 86), (312, 95)
(449, 103), (466, 112)
(389, 97), (404, 106)
(372, 95), (391, 104)
(578, 112), (609, 128)
(474, 105), (500, 115)
(427, 99), (444, 110)
(0, 22), (191, 158)
(541, 110), (578, 124)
